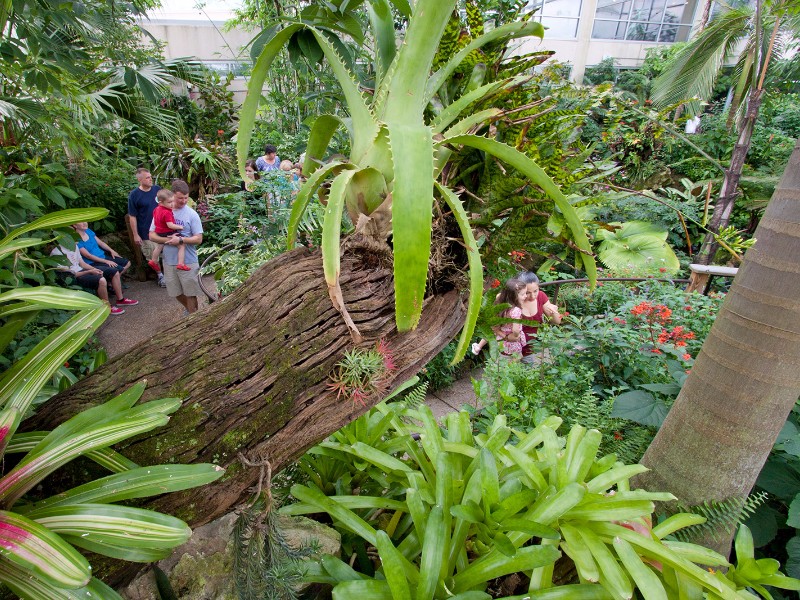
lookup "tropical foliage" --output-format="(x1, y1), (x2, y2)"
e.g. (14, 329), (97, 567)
(236, 0), (596, 361)
(0, 210), (224, 598)
(287, 400), (800, 598)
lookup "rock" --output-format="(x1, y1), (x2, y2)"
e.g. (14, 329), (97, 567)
(120, 511), (340, 599)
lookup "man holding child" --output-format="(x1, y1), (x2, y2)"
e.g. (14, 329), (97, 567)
(149, 180), (204, 314)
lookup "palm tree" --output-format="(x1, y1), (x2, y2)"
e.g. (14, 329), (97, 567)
(652, 0), (798, 289)
(636, 140), (800, 554)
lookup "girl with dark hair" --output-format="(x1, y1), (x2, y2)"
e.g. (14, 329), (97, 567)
(493, 278), (527, 359)
(518, 271), (562, 364)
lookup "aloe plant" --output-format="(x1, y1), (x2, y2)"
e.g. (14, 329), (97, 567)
(0, 210), (225, 599)
(237, 0), (596, 362)
(285, 401), (799, 599)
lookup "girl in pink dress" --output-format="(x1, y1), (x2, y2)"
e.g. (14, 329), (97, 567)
(494, 278), (527, 359)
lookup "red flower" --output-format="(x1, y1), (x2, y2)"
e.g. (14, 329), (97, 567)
(682, 353), (691, 361)
(217, 129), (224, 135)
(684, 305), (692, 311)
(659, 267), (667, 273)
(63, 362), (69, 368)
(614, 431), (623, 440)
(651, 348), (662, 354)
(490, 278), (501, 289)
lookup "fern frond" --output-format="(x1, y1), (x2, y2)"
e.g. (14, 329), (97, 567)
(670, 492), (769, 543)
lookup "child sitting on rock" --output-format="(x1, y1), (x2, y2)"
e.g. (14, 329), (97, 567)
(148, 188), (190, 272)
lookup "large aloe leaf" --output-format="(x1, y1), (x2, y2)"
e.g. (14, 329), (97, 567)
(382, 0), (456, 120)
(442, 134), (597, 285)
(302, 114), (346, 177)
(0, 287), (103, 318)
(366, 0), (397, 85)
(388, 123), (435, 331)
(430, 78), (518, 133)
(435, 184), (483, 364)
(0, 306), (108, 417)
(287, 161), (351, 248)
(236, 23), (304, 177)
(321, 170), (358, 289)
(0, 208), (109, 247)
(23, 464), (224, 513)
(0, 510), (90, 588)
(32, 504), (191, 560)
(310, 28), (378, 159)
(425, 20), (545, 104)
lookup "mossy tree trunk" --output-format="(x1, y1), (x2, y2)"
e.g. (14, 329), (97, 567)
(26, 247), (465, 585)
(636, 140), (800, 554)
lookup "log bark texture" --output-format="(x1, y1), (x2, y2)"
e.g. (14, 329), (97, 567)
(27, 247), (466, 585)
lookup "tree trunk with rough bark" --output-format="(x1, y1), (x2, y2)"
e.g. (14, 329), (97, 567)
(636, 140), (800, 554)
(26, 246), (466, 586)
(686, 89), (764, 292)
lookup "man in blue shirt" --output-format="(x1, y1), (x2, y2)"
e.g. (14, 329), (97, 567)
(127, 167), (163, 286)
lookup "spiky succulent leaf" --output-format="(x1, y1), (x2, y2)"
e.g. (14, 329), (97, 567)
(442, 134), (597, 285)
(302, 114), (346, 177)
(389, 123), (435, 331)
(288, 161), (352, 248)
(435, 183), (483, 364)
(237, 23), (304, 178)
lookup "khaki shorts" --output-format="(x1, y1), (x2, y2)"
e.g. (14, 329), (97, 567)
(140, 239), (158, 260)
(163, 263), (202, 298)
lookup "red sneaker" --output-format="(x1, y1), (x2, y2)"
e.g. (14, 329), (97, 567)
(147, 260), (161, 273)
(110, 306), (125, 315)
(176, 264), (192, 271)
(117, 298), (139, 306)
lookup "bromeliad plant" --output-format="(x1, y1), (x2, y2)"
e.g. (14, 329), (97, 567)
(285, 402), (794, 598)
(0, 210), (224, 599)
(237, 0), (596, 361)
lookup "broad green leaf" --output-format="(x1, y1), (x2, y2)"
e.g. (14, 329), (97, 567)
(0, 407), (21, 458)
(596, 221), (680, 274)
(436, 183), (483, 364)
(0, 208), (109, 247)
(291, 484), (378, 546)
(611, 390), (669, 428)
(331, 579), (392, 599)
(24, 464), (223, 513)
(7, 432), (139, 474)
(388, 123), (434, 331)
(452, 544), (560, 592)
(366, 0), (396, 85)
(375, 530), (415, 598)
(302, 114), (345, 177)
(0, 237), (43, 262)
(287, 161), (351, 248)
(280, 495), (406, 516)
(33, 504), (191, 557)
(431, 79), (513, 133)
(0, 287), (102, 317)
(383, 0), (456, 120)
(417, 505), (446, 600)
(0, 561), (121, 600)
(0, 413), (170, 505)
(0, 307), (107, 416)
(0, 510), (90, 588)
(442, 134), (597, 286)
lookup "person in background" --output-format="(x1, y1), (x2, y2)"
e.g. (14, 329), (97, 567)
(493, 278), (527, 360)
(127, 167), (164, 287)
(518, 271), (562, 365)
(73, 221), (131, 277)
(50, 245), (138, 315)
(255, 144), (280, 172)
(149, 180), (204, 314)
(241, 159), (260, 191)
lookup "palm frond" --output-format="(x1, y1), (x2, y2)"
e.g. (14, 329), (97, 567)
(652, 6), (752, 108)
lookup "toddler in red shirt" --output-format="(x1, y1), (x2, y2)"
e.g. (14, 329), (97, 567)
(148, 189), (190, 272)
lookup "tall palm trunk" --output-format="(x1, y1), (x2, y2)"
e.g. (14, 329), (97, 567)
(686, 6), (784, 293)
(636, 140), (800, 554)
